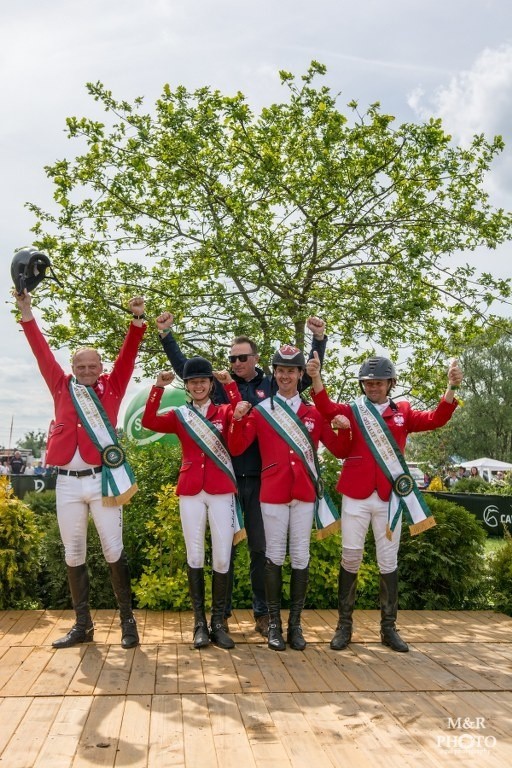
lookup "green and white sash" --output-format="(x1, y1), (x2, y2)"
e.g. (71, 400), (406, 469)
(255, 398), (340, 539)
(69, 378), (137, 507)
(351, 395), (435, 538)
(174, 404), (245, 544)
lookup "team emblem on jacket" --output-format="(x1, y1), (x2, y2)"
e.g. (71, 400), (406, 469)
(393, 413), (405, 426)
(304, 418), (315, 432)
(256, 390), (265, 398)
(211, 420), (223, 432)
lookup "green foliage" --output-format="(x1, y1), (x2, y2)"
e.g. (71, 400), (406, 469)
(28, 63), (511, 404)
(0, 478), (43, 609)
(16, 429), (47, 458)
(23, 489), (57, 520)
(396, 496), (488, 609)
(451, 476), (492, 494)
(487, 532), (512, 615)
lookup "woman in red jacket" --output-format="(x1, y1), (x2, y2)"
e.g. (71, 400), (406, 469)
(229, 345), (351, 652)
(142, 357), (242, 650)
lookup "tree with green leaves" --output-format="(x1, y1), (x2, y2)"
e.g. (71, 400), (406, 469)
(27, 61), (511, 400)
(17, 429), (47, 458)
(408, 320), (512, 465)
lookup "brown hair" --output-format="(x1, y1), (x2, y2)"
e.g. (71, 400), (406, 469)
(230, 335), (258, 354)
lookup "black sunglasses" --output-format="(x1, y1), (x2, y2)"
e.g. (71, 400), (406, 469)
(229, 354), (255, 363)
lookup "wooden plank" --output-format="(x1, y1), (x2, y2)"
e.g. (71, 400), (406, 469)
(1, 610), (45, 646)
(0, 696), (62, 768)
(140, 610), (163, 644)
(148, 694), (184, 767)
(126, 644), (157, 695)
(326, 644), (393, 692)
(279, 647), (332, 692)
(32, 695), (92, 768)
(177, 643), (206, 694)
(0, 646), (32, 692)
(155, 644), (178, 695)
(115, 694), (151, 766)
(181, 694), (217, 767)
(28, 646), (84, 696)
(72, 694), (124, 767)
(236, 693), (292, 767)
(346, 643), (415, 692)
(0, 696), (33, 754)
(230, 646), (269, 694)
(453, 643), (512, 690)
(94, 645), (135, 695)
(0, 645), (54, 696)
(250, 644), (299, 693)
(419, 643), (501, 691)
(0, 611), (25, 642)
(163, 611), (185, 644)
(67, 644), (109, 695)
(23, 611), (62, 647)
(202, 646), (243, 694)
(208, 693), (257, 767)
(306, 645), (357, 692)
(262, 691), (334, 767)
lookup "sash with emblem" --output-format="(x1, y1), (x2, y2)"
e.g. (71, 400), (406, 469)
(255, 398), (340, 538)
(351, 395), (435, 538)
(174, 404), (246, 544)
(69, 378), (137, 506)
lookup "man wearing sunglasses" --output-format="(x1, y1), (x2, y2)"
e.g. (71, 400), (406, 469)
(156, 312), (328, 637)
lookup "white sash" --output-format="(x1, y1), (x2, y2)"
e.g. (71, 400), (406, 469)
(351, 396), (435, 538)
(69, 379), (137, 506)
(174, 405), (245, 544)
(255, 399), (340, 538)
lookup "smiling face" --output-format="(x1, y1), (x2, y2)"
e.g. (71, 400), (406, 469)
(185, 377), (213, 406)
(361, 378), (391, 405)
(72, 348), (103, 386)
(229, 341), (259, 381)
(274, 365), (302, 399)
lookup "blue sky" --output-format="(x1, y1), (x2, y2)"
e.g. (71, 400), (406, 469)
(1, 0), (512, 446)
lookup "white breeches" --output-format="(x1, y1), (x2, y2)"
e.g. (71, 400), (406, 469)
(261, 499), (314, 569)
(179, 490), (235, 573)
(341, 491), (402, 574)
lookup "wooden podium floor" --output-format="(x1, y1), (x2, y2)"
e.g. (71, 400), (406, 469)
(1, 608), (512, 766)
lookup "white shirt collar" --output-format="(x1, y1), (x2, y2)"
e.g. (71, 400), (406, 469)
(276, 392), (301, 413)
(193, 399), (211, 417)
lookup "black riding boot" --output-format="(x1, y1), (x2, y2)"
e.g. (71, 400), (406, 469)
(210, 570), (235, 649)
(287, 566), (309, 651)
(52, 564), (94, 649)
(109, 551), (139, 649)
(380, 570), (409, 652)
(330, 567), (358, 651)
(187, 566), (210, 648)
(265, 559), (286, 651)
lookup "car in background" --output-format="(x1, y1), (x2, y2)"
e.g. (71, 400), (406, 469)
(407, 463), (427, 489)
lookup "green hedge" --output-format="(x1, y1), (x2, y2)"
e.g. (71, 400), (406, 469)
(7, 443), (512, 615)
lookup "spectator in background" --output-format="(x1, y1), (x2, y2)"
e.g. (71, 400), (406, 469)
(0, 460), (9, 475)
(10, 451), (26, 474)
(469, 466), (480, 478)
(443, 468), (458, 488)
(24, 463), (35, 476)
(456, 466), (468, 480)
(33, 461), (46, 476)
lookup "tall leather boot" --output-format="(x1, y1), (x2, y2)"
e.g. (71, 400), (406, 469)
(330, 567), (358, 651)
(52, 564), (94, 649)
(265, 558), (285, 651)
(287, 566), (309, 651)
(210, 570), (235, 649)
(109, 550), (139, 649)
(187, 565), (210, 648)
(380, 570), (409, 652)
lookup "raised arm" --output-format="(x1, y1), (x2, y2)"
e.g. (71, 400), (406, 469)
(300, 316), (327, 392)
(108, 296), (147, 397)
(141, 371), (179, 434)
(156, 311), (189, 378)
(15, 290), (65, 393)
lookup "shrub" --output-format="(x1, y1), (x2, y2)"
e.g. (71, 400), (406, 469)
(451, 476), (492, 494)
(396, 496), (488, 609)
(487, 532), (512, 615)
(0, 477), (43, 609)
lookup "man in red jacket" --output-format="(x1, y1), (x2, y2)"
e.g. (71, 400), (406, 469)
(229, 345), (351, 652)
(15, 290), (146, 650)
(306, 353), (463, 653)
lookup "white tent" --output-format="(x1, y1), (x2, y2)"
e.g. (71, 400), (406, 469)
(460, 457), (512, 481)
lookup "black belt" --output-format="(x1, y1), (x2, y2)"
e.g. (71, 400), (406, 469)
(58, 466), (102, 478)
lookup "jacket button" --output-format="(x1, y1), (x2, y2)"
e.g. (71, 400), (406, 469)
(291, 461), (295, 465)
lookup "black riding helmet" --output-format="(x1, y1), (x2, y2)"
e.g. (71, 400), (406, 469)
(272, 344), (306, 369)
(182, 356), (213, 380)
(11, 247), (52, 294)
(358, 356), (397, 394)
